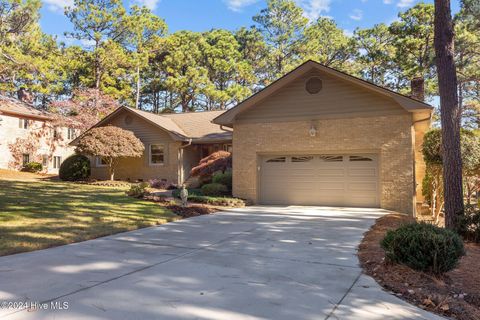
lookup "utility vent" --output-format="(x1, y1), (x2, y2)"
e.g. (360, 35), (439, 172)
(125, 115), (133, 125)
(305, 77), (323, 94)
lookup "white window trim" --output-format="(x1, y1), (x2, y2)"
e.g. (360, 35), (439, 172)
(53, 156), (62, 169)
(149, 144), (165, 166)
(96, 156), (108, 167)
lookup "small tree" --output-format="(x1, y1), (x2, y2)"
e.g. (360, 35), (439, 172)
(190, 151), (232, 179)
(75, 126), (144, 180)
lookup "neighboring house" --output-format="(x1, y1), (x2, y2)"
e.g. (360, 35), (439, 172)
(0, 95), (76, 174)
(71, 107), (232, 184)
(213, 60), (433, 215)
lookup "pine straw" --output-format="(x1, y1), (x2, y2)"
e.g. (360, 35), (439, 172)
(358, 214), (480, 320)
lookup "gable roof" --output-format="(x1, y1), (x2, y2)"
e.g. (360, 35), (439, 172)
(0, 95), (52, 120)
(71, 106), (231, 145)
(213, 60), (433, 126)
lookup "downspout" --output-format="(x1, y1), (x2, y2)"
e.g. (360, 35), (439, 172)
(220, 125), (233, 132)
(178, 138), (193, 185)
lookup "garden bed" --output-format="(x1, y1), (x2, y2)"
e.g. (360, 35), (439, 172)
(358, 214), (480, 320)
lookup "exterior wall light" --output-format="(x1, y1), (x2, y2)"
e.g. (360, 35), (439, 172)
(309, 122), (317, 137)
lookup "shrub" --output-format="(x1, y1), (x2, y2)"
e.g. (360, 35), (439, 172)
(381, 222), (465, 274)
(212, 171), (232, 190)
(457, 205), (480, 243)
(172, 188), (203, 198)
(148, 178), (176, 189)
(126, 182), (149, 198)
(188, 195), (245, 207)
(22, 162), (42, 173)
(190, 151), (232, 178)
(59, 155), (91, 181)
(201, 183), (229, 196)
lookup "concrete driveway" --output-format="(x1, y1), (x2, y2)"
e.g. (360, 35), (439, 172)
(0, 206), (443, 320)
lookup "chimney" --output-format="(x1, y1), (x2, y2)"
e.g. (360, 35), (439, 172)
(410, 77), (425, 102)
(17, 88), (34, 104)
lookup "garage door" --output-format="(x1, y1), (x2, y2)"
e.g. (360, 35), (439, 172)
(260, 154), (379, 207)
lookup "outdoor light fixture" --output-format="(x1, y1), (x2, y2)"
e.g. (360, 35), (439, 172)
(309, 122), (317, 137)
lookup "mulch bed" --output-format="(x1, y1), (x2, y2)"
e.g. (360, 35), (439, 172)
(166, 204), (218, 218)
(358, 214), (480, 320)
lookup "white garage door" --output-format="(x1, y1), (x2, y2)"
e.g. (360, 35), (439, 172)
(260, 154), (379, 207)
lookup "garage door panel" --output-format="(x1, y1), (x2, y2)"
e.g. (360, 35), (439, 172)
(260, 154), (379, 207)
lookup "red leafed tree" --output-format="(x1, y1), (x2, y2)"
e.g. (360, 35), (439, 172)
(75, 126), (144, 180)
(49, 89), (118, 132)
(190, 151), (232, 178)
(434, 0), (464, 229)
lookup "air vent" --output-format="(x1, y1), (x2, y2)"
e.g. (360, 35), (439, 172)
(124, 115), (133, 125)
(305, 77), (323, 94)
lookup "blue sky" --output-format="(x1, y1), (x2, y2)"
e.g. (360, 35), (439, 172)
(39, 0), (461, 43)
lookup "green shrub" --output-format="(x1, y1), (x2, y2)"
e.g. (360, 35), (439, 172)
(126, 182), (149, 198)
(59, 155), (91, 181)
(381, 222), (465, 274)
(457, 205), (480, 243)
(188, 195), (245, 207)
(172, 188), (203, 198)
(22, 162), (43, 173)
(212, 171), (232, 190)
(201, 183), (229, 196)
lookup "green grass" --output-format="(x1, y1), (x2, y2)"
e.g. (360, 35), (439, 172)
(0, 179), (178, 256)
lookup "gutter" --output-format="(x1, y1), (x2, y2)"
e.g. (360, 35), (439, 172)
(179, 138), (193, 149)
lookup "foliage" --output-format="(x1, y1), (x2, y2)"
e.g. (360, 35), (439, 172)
(190, 151), (232, 179)
(172, 188), (203, 198)
(22, 162), (42, 173)
(75, 126), (144, 180)
(59, 154), (91, 181)
(7, 137), (39, 170)
(381, 222), (465, 274)
(457, 205), (480, 243)
(147, 178), (176, 189)
(126, 182), (149, 198)
(172, 188), (244, 207)
(201, 183), (229, 197)
(212, 171), (232, 190)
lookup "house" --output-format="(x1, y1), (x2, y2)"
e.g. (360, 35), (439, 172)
(72, 107), (232, 183)
(0, 95), (76, 174)
(213, 60), (432, 215)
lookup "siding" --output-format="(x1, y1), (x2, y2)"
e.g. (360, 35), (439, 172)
(236, 70), (405, 123)
(90, 109), (181, 183)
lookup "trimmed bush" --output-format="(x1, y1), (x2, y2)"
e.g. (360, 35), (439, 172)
(59, 155), (91, 181)
(201, 183), (229, 196)
(126, 182), (149, 198)
(22, 162), (42, 173)
(212, 171), (232, 190)
(381, 222), (464, 274)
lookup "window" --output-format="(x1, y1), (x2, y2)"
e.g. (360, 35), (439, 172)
(67, 128), (76, 140)
(42, 155), (48, 168)
(292, 156), (314, 162)
(22, 154), (30, 166)
(53, 156), (62, 169)
(266, 157), (286, 163)
(223, 144), (232, 152)
(19, 118), (29, 129)
(319, 155), (343, 162)
(96, 157), (108, 167)
(53, 127), (61, 139)
(149, 144), (164, 165)
(349, 156), (373, 162)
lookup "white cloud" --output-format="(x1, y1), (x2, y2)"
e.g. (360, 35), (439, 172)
(397, 0), (414, 7)
(133, 0), (160, 10)
(223, 0), (258, 12)
(383, 0), (393, 4)
(349, 9), (363, 20)
(295, 0), (332, 21)
(42, 0), (73, 12)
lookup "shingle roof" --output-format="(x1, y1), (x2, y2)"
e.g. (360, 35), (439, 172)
(0, 95), (52, 120)
(116, 107), (231, 143)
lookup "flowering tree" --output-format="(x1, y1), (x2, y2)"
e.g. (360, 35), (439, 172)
(49, 89), (118, 132)
(75, 126), (144, 180)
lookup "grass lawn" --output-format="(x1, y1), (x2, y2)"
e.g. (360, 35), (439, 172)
(0, 179), (178, 256)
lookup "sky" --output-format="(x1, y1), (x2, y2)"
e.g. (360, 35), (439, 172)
(39, 0), (462, 43)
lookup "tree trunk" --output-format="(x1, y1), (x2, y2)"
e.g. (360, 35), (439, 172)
(135, 64), (141, 109)
(434, 0), (464, 229)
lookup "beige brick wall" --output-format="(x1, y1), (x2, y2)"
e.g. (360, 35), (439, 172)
(0, 113), (75, 174)
(232, 114), (416, 215)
